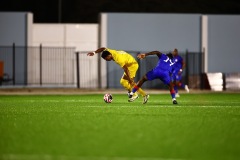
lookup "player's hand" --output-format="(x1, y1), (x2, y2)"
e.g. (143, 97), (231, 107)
(178, 69), (183, 75)
(87, 52), (95, 56)
(137, 54), (146, 59)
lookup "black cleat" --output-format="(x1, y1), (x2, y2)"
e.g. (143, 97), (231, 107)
(173, 99), (178, 104)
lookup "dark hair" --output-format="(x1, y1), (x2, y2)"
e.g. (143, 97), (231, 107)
(166, 53), (173, 59)
(101, 51), (111, 59)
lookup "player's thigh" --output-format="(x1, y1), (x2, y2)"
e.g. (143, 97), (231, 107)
(175, 73), (182, 81)
(159, 72), (171, 85)
(146, 69), (158, 81)
(172, 73), (177, 81)
(124, 63), (139, 78)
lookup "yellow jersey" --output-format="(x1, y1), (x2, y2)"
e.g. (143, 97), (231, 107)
(105, 48), (137, 68)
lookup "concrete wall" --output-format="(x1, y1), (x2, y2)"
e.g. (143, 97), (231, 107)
(0, 12), (33, 85)
(104, 13), (201, 52)
(0, 12), (33, 46)
(202, 15), (240, 73)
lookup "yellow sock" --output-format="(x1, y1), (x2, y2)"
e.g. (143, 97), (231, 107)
(120, 78), (131, 91)
(137, 88), (146, 97)
(129, 83), (146, 97)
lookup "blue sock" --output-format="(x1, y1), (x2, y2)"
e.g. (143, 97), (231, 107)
(170, 90), (175, 99)
(132, 86), (139, 93)
(179, 83), (185, 89)
(174, 85), (178, 93)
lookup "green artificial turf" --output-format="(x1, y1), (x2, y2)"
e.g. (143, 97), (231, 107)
(0, 93), (240, 160)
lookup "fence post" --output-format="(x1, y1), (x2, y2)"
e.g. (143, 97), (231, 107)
(97, 52), (102, 89)
(200, 48), (205, 89)
(40, 44), (42, 86)
(75, 52), (80, 88)
(222, 73), (226, 91)
(185, 50), (189, 86)
(25, 45), (28, 85)
(12, 43), (15, 85)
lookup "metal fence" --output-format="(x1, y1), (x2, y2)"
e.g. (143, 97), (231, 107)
(0, 44), (76, 86)
(0, 45), (204, 89)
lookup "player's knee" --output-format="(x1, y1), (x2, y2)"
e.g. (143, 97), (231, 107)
(120, 78), (127, 85)
(142, 75), (148, 81)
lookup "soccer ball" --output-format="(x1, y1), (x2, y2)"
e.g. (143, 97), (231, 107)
(103, 93), (113, 103)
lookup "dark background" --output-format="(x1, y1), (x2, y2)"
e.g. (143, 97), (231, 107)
(1, 0), (240, 23)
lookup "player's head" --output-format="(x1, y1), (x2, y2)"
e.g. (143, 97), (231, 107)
(172, 48), (178, 57)
(166, 53), (173, 59)
(101, 51), (113, 61)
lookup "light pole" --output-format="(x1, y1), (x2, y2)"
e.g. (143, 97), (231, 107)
(58, 0), (62, 23)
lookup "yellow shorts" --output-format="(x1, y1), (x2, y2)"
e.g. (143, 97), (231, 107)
(123, 63), (139, 78)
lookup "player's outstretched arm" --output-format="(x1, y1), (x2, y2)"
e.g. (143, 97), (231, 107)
(178, 60), (186, 75)
(137, 51), (162, 59)
(87, 47), (106, 56)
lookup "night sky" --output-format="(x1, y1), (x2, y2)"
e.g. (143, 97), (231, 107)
(1, 0), (240, 23)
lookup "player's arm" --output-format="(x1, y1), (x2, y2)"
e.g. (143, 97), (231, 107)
(87, 47), (106, 56)
(137, 51), (162, 59)
(122, 65), (134, 84)
(179, 60), (186, 74)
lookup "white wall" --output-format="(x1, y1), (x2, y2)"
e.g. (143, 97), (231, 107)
(30, 24), (99, 88)
(202, 15), (240, 73)
(32, 24), (98, 50)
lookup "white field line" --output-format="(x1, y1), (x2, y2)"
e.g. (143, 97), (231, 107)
(1, 154), (184, 160)
(10, 99), (240, 104)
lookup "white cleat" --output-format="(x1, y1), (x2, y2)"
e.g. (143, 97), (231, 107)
(128, 93), (139, 102)
(185, 85), (190, 93)
(142, 94), (150, 104)
(175, 93), (180, 97)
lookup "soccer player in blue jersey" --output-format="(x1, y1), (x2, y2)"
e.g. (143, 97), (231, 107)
(172, 48), (189, 97)
(129, 51), (177, 104)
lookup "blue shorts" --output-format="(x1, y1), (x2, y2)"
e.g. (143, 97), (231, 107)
(146, 69), (171, 85)
(172, 70), (182, 81)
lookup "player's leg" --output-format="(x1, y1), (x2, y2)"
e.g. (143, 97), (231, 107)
(129, 75), (149, 104)
(175, 73), (189, 93)
(127, 63), (147, 97)
(120, 76), (132, 92)
(161, 72), (177, 104)
(172, 72), (180, 97)
(129, 69), (157, 104)
(169, 82), (178, 104)
(174, 81), (180, 97)
(120, 75), (139, 100)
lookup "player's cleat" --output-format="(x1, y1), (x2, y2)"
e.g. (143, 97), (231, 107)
(128, 93), (139, 102)
(142, 94), (150, 104)
(175, 93), (180, 97)
(172, 98), (178, 104)
(128, 92), (133, 98)
(185, 85), (189, 93)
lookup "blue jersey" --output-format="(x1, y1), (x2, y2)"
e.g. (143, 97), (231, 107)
(173, 55), (183, 70)
(146, 53), (175, 84)
(153, 53), (175, 73)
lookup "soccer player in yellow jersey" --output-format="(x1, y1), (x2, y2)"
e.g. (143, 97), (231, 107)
(87, 47), (149, 104)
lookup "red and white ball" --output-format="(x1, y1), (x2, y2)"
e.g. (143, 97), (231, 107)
(103, 93), (113, 103)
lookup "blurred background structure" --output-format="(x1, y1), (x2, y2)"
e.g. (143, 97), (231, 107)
(0, 0), (240, 91)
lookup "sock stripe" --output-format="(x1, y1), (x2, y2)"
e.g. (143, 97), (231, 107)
(134, 85), (139, 90)
(170, 90), (175, 94)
